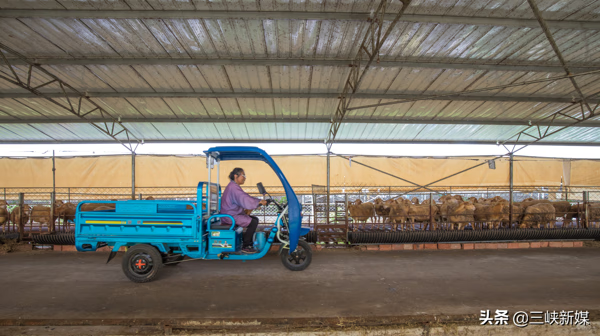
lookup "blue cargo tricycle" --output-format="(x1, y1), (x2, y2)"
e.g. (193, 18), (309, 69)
(75, 146), (312, 282)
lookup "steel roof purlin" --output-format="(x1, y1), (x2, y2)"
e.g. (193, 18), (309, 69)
(1, 10), (600, 30)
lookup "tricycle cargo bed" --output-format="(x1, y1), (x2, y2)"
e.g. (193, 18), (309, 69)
(77, 200), (199, 240)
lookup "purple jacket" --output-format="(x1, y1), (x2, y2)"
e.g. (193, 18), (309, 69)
(220, 180), (260, 227)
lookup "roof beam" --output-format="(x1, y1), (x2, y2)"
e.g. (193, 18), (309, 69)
(1, 10), (599, 30)
(0, 42), (141, 153)
(1, 117), (599, 128)
(1, 139), (598, 146)
(326, 0), (414, 151)
(1, 92), (598, 104)
(8, 58), (599, 73)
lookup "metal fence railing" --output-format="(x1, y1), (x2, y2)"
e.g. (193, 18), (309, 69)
(1, 186), (599, 241)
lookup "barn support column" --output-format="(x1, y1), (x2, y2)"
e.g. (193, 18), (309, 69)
(326, 150), (331, 224)
(131, 152), (136, 200)
(18, 193), (24, 238)
(51, 150), (56, 233)
(509, 154), (514, 228)
(584, 191), (590, 228)
(52, 150), (56, 197)
(50, 192), (55, 233)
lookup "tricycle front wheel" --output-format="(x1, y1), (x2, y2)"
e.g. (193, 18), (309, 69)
(122, 244), (163, 283)
(280, 240), (312, 271)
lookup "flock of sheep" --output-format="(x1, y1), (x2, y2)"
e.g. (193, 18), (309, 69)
(347, 195), (600, 231)
(0, 200), (78, 230)
(2, 195), (599, 233)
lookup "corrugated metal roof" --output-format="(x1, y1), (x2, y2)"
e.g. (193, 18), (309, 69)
(2, 17), (600, 64)
(0, 123), (54, 140)
(0, 0), (599, 146)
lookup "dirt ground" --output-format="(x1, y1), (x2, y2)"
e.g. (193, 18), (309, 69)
(0, 244), (599, 335)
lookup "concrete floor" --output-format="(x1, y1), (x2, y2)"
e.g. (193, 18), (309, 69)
(0, 247), (599, 321)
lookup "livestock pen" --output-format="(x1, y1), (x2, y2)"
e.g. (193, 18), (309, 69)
(1, 185), (599, 246)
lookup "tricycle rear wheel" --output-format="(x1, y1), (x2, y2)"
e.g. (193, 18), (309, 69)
(280, 240), (312, 271)
(122, 244), (163, 283)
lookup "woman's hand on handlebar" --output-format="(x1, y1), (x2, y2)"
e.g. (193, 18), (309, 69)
(259, 199), (268, 206)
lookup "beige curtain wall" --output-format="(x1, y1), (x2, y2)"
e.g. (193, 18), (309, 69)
(0, 155), (598, 188)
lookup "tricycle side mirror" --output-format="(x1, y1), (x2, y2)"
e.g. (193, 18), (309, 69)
(257, 182), (267, 195)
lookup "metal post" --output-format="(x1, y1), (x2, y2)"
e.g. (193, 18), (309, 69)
(52, 150), (56, 196)
(216, 160), (221, 212)
(50, 192), (55, 234)
(326, 151), (331, 225)
(131, 152), (136, 200)
(429, 193), (434, 231)
(344, 193), (349, 232)
(139, 193), (142, 200)
(576, 201), (580, 228)
(216, 160), (220, 187)
(311, 191), (317, 230)
(509, 154), (514, 229)
(584, 191), (589, 229)
(207, 156), (212, 215)
(18, 193), (24, 238)
(68, 187), (70, 203)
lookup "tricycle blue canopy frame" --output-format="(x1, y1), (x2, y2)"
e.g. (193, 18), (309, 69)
(204, 146), (302, 251)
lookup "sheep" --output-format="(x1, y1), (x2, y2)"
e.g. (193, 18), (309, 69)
(0, 201), (8, 228)
(438, 195), (453, 203)
(568, 203), (600, 228)
(348, 199), (375, 231)
(93, 206), (116, 211)
(56, 202), (77, 225)
(490, 196), (506, 203)
(79, 203), (116, 212)
(388, 202), (409, 231)
(407, 203), (439, 231)
(521, 203), (556, 229)
(29, 205), (57, 227)
(474, 202), (505, 229)
(550, 201), (572, 228)
(9, 205), (31, 227)
(500, 202), (523, 229)
(439, 198), (460, 230)
(373, 198), (397, 229)
(519, 199), (551, 210)
(448, 202), (476, 230)
(373, 198), (386, 223)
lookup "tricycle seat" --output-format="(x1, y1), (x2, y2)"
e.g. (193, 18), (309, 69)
(211, 223), (232, 230)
